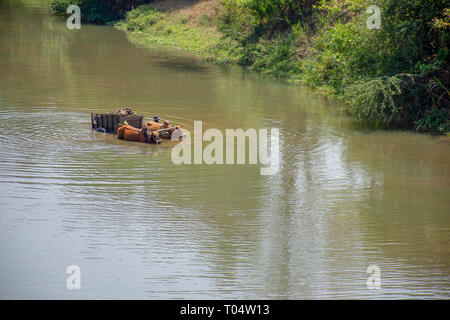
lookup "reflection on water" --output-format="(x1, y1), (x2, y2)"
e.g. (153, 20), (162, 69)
(0, 0), (449, 299)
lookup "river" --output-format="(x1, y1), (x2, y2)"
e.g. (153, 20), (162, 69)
(0, 0), (448, 299)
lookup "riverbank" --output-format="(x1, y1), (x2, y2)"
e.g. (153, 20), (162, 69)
(53, 0), (450, 134)
(115, 1), (229, 60)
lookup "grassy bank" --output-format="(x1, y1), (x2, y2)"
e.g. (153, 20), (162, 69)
(115, 1), (233, 60)
(52, 0), (450, 134)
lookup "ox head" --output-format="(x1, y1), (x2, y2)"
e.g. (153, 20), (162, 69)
(143, 126), (161, 144)
(170, 126), (184, 141)
(142, 126), (161, 144)
(151, 131), (161, 144)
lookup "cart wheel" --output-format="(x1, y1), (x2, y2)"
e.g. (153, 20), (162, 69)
(96, 127), (106, 134)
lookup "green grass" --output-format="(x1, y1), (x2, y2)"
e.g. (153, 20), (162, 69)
(115, 5), (236, 63)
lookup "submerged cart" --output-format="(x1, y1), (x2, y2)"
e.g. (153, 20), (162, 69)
(91, 108), (143, 134)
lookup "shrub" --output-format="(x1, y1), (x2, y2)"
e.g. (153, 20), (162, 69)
(50, 0), (80, 14)
(231, 0), (318, 25)
(343, 75), (409, 123)
(51, 0), (153, 24)
(123, 4), (161, 31)
(250, 39), (301, 78)
(219, 1), (259, 47)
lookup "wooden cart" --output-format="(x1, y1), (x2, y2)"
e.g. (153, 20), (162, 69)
(91, 113), (143, 134)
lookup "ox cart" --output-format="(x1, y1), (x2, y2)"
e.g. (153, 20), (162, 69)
(91, 108), (143, 134)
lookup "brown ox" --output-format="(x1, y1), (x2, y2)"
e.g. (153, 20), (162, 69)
(116, 125), (161, 144)
(145, 121), (183, 140)
(145, 120), (170, 131)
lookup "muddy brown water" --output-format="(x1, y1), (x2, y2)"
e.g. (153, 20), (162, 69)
(0, 0), (449, 299)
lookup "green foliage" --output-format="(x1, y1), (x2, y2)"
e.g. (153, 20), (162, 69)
(219, 2), (259, 46)
(50, 0), (81, 14)
(250, 39), (302, 78)
(51, 0), (153, 24)
(312, 17), (379, 87)
(230, 0), (317, 24)
(313, 0), (366, 27)
(219, 0), (449, 132)
(116, 4), (231, 63)
(414, 107), (449, 133)
(412, 48), (448, 76)
(376, 0), (448, 74)
(343, 75), (409, 122)
(123, 4), (161, 31)
(432, 8), (450, 31)
(300, 0), (449, 132)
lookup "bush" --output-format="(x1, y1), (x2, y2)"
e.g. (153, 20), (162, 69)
(343, 75), (409, 122)
(123, 4), (161, 31)
(51, 0), (81, 14)
(51, 0), (153, 24)
(378, 0), (449, 73)
(250, 39), (302, 78)
(232, 0), (317, 25)
(414, 107), (450, 133)
(219, 1), (259, 46)
(298, 0), (449, 132)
